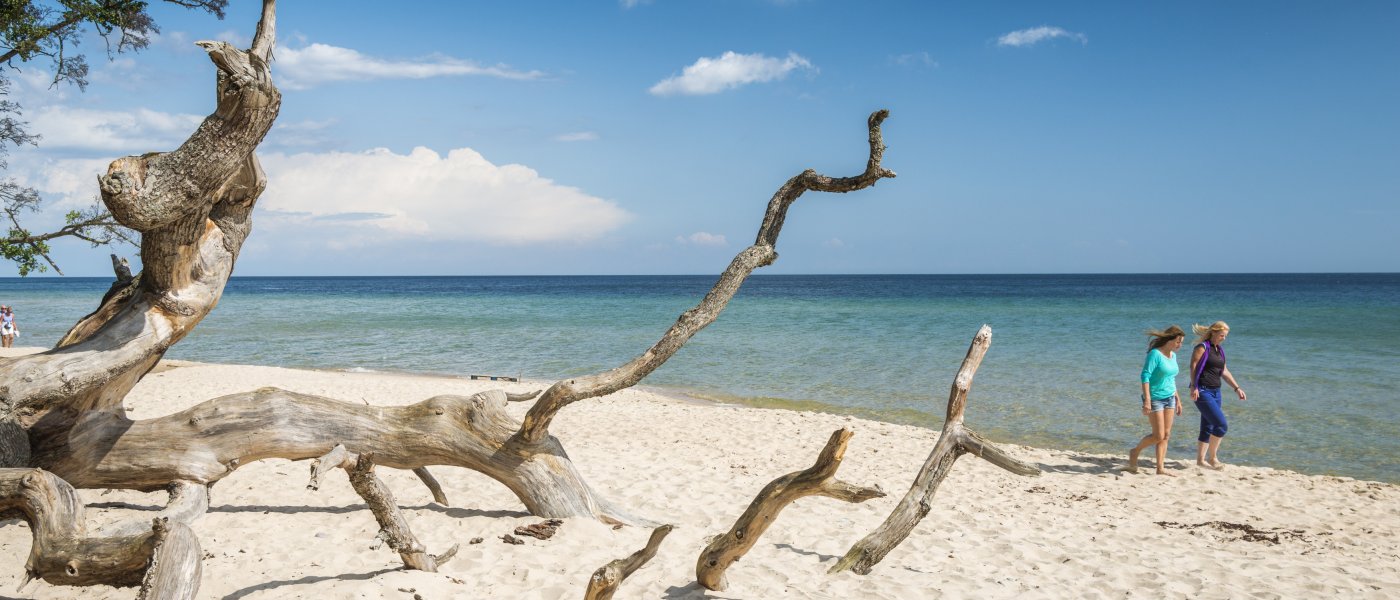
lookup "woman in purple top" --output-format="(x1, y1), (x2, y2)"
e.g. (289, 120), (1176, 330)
(1189, 321), (1246, 470)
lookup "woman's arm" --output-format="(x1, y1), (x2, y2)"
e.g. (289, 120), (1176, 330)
(1222, 366), (1245, 401)
(1141, 352), (1155, 415)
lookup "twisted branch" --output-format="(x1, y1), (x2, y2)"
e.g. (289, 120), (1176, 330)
(514, 110), (896, 446)
(697, 428), (884, 590)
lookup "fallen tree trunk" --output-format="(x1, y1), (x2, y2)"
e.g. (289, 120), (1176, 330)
(696, 428), (885, 591)
(3, 108), (898, 527)
(828, 325), (1041, 575)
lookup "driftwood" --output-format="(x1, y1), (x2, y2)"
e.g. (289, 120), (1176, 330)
(1, 104), (896, 522)
(307, 444), (457, 571)
(0, 0), (903, 590)
(584, 525), (674, 600)
(829, 325), (1041, 575)
(0, 468), (198, 598)
(696, 428), (885, 591)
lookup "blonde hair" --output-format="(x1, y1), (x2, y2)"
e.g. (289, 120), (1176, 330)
(1192, 321), (1230, 344)
(1146, 324), (1185, 350)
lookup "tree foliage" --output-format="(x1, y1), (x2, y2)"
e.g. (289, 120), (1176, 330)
(0, 0), (226, 275)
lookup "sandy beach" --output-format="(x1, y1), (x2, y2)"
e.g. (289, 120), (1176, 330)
(2, 347), (1396, 599)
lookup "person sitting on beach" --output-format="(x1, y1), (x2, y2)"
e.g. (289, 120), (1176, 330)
(1, 305), (16, 348)
(1189, 321), (1246, 470)
(1128, 325), (1184, 476)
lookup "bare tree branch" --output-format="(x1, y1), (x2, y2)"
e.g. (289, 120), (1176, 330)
(514, 110), (897, 446)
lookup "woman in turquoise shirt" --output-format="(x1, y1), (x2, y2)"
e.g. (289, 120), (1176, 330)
(1128, 325), (1185, 476)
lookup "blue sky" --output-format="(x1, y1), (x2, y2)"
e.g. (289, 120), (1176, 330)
(5, 0), (1398, 276)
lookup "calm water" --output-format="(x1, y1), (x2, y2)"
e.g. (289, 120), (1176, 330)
(3, 274), (1398, 483)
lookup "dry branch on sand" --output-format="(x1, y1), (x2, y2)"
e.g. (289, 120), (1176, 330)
(830, 325), (1042, 575)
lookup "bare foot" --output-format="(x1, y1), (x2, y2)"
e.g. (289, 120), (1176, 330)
(1127, 448), (1140, 474)
(1209, 460), (1226, 470)
(1155, 470), (1177, 477)
(1196, 460), (1222, 471)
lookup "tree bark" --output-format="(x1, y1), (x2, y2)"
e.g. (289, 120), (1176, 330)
(696, 428), (885, 591)
(828, 325), (1041, 575)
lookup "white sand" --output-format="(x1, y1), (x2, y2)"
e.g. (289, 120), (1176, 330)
(2, 348), (1397, 599)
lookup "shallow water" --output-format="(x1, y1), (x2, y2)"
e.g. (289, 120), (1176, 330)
(4, 273), (1397, 483)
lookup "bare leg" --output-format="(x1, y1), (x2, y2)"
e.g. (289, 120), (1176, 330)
(1155, 408), (1176, 476)
(1129, 411), (1165, 474)
(1206, 435), (1225, 468)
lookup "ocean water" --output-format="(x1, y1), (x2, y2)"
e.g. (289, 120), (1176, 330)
(3, 274), (1398, 483)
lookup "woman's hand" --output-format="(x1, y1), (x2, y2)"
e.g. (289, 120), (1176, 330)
(1174, 401), (1182, 416)
(1142, 404), (1151, 416)
(1191, 388), (1199, 401)
(1236, 387), (1247, 401)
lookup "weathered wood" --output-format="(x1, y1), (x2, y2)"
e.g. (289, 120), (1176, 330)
(2, 105), (895, 535)
(136, 518), (201, 600)
(346, 453), (456, 571)
(514, 110), (897, 447)
(307, 443), (352, 491)
(1, 0), (281, 439)
(412, 467), (450, 506)
(96, 480), (208, 538)
(696, 428), (885, 591)
(829, 325), (1041, 575)
(0, 468), (160, 588)
(584, 525), (674, 600)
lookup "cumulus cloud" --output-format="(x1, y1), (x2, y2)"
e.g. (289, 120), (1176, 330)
(996, 26), (1087, 47)
(649, 51), (815, 96)
(275, 43), (544, 90)
(257, 147), (631, 245)
(28, 105), (203, 153)
(555, 131), (599, 142)
(675, 232), (727, 246)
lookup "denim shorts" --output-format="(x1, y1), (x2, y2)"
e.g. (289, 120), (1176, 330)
(1150, 395), (1178, 412)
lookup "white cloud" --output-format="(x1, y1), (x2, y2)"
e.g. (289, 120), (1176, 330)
(555, 131), (599, 142)
(258, 147), (632, 245)
(213, 30), (251, 49)
(996, 26), (1088, 48)
(4, 157), (111, 211)
(675, 232), (727, 246)
(28, 105), (203, 153)
(822, 238), (846, 248)
(649, 51), (815, 96)
(275, 43), (545, 90)
(890, 52), (938, 68)
(620, 0), (651, 7)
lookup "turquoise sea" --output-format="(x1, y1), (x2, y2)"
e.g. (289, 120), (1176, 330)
(3, 274), (1397, 483)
